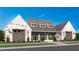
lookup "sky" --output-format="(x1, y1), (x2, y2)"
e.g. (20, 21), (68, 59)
(0, 7), (79, 31)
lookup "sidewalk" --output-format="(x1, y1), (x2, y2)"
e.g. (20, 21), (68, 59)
(0, 42), (79, 50)
(52, 42), (66, 45)
(0, 44), (69, 50)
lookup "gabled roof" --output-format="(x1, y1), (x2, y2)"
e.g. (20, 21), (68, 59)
(27, 18), (57, 32)
(27, 18), (53, 25)
(55, 21), (67, 31)
(5, 15), (31, 30)
(31, 27), (56, 32)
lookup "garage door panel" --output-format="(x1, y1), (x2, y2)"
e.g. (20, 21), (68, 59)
(66, 32), (72, 40)
(13, 29), (25, 42)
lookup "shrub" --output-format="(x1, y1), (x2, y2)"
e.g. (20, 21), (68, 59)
(75, 33), (79, 40)
(0, 30), (5, 41)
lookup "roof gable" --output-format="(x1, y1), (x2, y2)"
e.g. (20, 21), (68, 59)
(55, 21), (76, 32)
(5, 15), (31, 30)
(62, 21), (76, 32)
(10, 15), (26, 25)
(55, 21), (67, 31)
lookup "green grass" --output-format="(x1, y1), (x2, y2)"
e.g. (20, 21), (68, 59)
(63, 40), (79, 44)
(0, 42), (55, 48)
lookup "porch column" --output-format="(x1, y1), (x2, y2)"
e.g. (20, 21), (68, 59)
(61, 32), (63, 41)
(5, 33), (7, 42)
(47, 34), (49, 41)
(9, 30), (13, 42)
(25, 30), (27, 42)
(9, 33), (13, 42)
(29, 31), (32, 42)
(38, 34), (40, 41)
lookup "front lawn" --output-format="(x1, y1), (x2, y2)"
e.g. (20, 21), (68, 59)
(0, 42), (55, 48)
(63, 40), (79, 44)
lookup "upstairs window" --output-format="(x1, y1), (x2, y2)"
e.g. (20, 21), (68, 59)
(40, 24), (47, 27)
(31, 23), (38, 27)
(47, 24), (53, 28)
(49, 25), (52, 27)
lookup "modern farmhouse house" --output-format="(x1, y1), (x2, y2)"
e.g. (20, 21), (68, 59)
(4, 15), (76, 42)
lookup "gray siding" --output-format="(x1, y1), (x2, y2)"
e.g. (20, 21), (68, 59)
(12, 29), (25, 42)
(65, 32), (72, 40)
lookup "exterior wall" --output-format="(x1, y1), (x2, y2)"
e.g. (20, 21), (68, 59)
(4, 28), (13, 42)
(61, 21), (76, 40)
(55, 21), (76, 41)
(4, 15), (31, 42)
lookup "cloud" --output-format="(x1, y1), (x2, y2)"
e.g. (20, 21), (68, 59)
(39, 14), (45, 17)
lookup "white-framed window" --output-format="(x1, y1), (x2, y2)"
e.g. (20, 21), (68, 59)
(40, 24), (47, 27)
(49, 25), (52, 27)
(31, 23), (38, 27)
(47, 24), (53, 28)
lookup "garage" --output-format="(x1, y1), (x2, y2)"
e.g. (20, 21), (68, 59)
(12, 29), (25, 42)
(65, 31), (72, 40)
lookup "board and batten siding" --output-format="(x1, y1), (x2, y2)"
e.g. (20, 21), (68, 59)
(61, 21), (76, 40)
(4, 15), (31, 42)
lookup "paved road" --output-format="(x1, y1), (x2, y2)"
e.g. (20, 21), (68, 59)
(1, 45), (79, 51)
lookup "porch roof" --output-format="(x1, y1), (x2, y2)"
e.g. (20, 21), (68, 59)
(31, 27), (57, 32)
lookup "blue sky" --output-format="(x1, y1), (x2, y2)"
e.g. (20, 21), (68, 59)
(0, 7), (79, 31)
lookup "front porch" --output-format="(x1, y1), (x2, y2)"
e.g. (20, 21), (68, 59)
(31, 32), (57, 43)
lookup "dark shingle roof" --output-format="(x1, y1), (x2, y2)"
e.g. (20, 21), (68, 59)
(27, 18), (57, 32)
(31, 27), (56, 32)
(55, 22), (67, 31)
(27, 18), (53, 25)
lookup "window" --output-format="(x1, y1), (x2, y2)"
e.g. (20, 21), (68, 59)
(18, 30), (21, 32)
(31, 23), (37, 27)
(13, 30), (17, 32)
(18, 30), (25, 32)
(40, 24), (46, 27)
(13, 29), (25, 33)
(49, 25), (52, 27)
(47, 24), (53, 28)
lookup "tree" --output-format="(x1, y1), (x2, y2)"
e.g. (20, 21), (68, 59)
(0, 30), (5, 41)
(75, 33), (79, 40)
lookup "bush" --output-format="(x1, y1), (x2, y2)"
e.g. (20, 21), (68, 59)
(0, 30), (5, 41)
(75, 33), (79, 40)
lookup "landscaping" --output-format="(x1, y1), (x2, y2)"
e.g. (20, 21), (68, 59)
(0, 42), (56, 48)
(63, 40), (79, 44)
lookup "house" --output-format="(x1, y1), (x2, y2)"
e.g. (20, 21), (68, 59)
(4, 15), (76, 42)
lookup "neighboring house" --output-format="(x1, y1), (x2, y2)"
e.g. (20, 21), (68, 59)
(4, 15), (76, 42)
